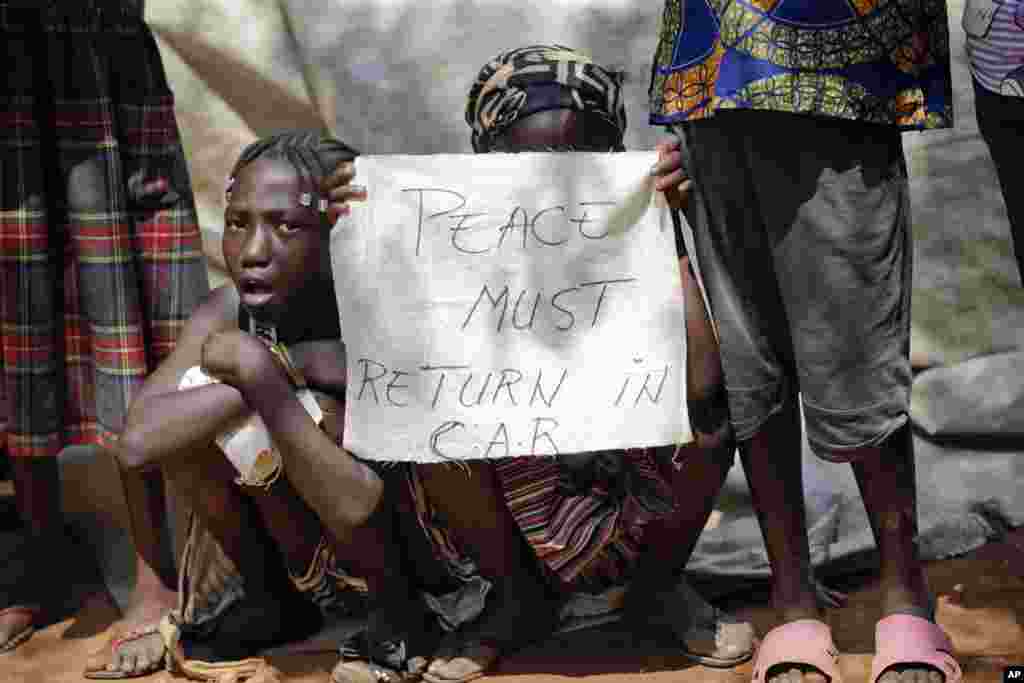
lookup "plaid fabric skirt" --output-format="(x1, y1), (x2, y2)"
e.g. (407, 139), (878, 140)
(0, 1), (208, 457)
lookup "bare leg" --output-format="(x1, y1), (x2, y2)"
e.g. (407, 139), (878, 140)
(10, 457), (62, 538)
(640, 441), (732, 575)
(83, 466), (181, 674)
(634, 253), (735, 580)
(165, 445), (291, 590)
(246, 475), (324, 578)
(116, 466), (179, 619)
(417, 462), (556, 682)
(246, 466), (401, 622)
(326, 469), (410, 600)
(329, 470), (443, 683)
(739, 387), (826, 683)
(849, 425), (941, 683)
(626, 257), (753, 665)
(89, 446), (293, 677)
(417, 463), (538, 580)
(1, 458), (63, 648)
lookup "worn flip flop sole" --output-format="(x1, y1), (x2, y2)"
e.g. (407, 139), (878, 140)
(678, 646), (754, 669)
(0, 624), (35, 654)
(82, 655), (164, 681)
(422, 643), (499, 683)
(423, 670), (486, 683)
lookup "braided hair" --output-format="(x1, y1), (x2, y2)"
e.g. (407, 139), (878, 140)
(225, 131), (359, 211)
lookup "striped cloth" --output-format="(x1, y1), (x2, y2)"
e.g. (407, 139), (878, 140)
(965, 0), (1024, 96)
(493, 451), (673, 592)
(410, 450), (675, 596)
(0, 0), (209, 457)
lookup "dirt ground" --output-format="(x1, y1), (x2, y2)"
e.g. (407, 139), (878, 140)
(1, 507), (1022, 683)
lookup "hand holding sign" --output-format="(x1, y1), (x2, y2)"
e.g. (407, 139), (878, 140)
(331, 152), (691, 463)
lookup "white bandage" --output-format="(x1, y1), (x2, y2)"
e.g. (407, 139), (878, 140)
(178, 366), (323, 478)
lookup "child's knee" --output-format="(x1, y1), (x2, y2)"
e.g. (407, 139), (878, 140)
(335, 462), (386, 529)
(687, 380), (732, 445)
(671, 435), (735, 475)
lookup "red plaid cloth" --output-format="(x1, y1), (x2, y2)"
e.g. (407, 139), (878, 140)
(0, 1), (209, 457)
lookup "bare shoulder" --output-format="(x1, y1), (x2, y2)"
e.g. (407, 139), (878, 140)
(130, 284), (241, 402)
(182, 284), (241, 340)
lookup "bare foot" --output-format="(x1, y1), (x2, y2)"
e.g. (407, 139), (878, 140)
(763, 602), (832, 683)
(424, 637), (498, 683)
(632, 578), (755, 667)
(873, 573), (947, 682)
(84, 586), (177, 677)
(875, 667), (944, 683)
(426, 575), (554, 682)
(766, 666), (830, 683)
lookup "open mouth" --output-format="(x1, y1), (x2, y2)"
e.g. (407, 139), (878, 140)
(239, 279), (275, 307)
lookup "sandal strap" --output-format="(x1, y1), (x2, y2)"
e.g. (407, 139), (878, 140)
(288, 536), (369, 617)
(110, 622), (161, 651)
(752, 619), (842, 683)
(160, 614), (271, 682)
(0, 605), (40, 619)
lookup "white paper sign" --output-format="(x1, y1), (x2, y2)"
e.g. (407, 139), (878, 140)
(331, 152), (691, 463)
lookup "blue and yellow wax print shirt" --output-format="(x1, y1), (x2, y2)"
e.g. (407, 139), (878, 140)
(648, 0), (954, 130)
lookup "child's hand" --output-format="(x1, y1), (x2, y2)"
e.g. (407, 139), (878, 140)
(651, 136), (693, 212)
(200, 330), (278, 392)
(321, 161), (368, 224)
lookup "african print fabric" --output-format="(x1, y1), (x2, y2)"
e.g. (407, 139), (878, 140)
(0, 1), (209, 457)
(466, 45), (627, 152)
(648, 0), (954, 130)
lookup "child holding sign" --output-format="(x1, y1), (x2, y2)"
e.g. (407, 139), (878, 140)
(115, 132), (437, 682)
(327, 46), (756, 683)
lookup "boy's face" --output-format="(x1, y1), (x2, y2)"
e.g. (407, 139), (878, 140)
(488, 109), (621, 153)
(223, 157), (329, 325)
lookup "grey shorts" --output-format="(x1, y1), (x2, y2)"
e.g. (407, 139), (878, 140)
(672, 111), (913, 460)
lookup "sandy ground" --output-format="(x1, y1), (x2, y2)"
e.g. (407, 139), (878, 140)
(1, 517), (1021, 683)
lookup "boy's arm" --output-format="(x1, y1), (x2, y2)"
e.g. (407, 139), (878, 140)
(118, 285), (250, 469)
(204, 333), (379, 529)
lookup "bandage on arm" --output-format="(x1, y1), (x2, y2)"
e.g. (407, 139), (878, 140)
(177, 365), (324, 479)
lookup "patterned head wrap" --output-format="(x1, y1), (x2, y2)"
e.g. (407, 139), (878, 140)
(465, 45), (627, 152)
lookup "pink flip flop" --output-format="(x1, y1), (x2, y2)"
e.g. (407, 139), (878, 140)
(751, 619), (842, 683)
(869, 614), (962, 683)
